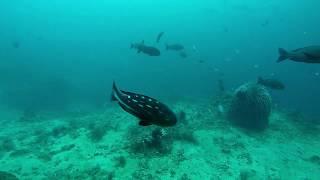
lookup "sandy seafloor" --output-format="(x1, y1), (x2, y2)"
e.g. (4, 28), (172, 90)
(0, 98), (319, 180)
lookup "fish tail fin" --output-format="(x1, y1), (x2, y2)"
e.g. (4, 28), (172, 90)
(130, 44), (133, 49)
(165, 44), (168, 50)
(257, 76), (263, 84)
(277, 48), (288, 62)
(111, 81), (120, 102)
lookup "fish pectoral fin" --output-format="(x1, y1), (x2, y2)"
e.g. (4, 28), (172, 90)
(139, 120), (152, 126)
(304, 53), (319, 60)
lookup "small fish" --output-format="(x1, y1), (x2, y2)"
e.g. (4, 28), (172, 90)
(111, 82), (177, 127)
(156, 32), (164, 43)
(277, 46), (320, 63)
(179, 51), (188, 58)
(131, 40), (160, 56)
(257, 77), (285, 90)
(166, 43), (184, 51)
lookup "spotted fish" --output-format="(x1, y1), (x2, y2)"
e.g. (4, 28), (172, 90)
(111, 82), (177, 127)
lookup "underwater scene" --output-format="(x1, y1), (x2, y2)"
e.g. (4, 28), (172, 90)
(1, 0), (320, 179)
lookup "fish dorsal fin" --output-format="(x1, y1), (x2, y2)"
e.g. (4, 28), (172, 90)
(114, 82), (125, 95)
(139, 120), (152, 126)
(111, 81), (124, 101)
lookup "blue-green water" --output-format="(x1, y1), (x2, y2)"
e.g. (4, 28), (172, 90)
(1, 0), (319, 116)
(0, 1), (320, 179)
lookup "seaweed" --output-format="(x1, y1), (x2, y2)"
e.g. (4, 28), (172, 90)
(87, 122), (108, 142)
(127, 126), (197, 156)
(179, 173), (191, 180)
(113, 156), (126, 168)
(128, 127), (173, 155)
(51, 125), (70, 138)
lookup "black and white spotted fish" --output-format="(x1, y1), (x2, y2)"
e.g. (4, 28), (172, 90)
(111, 82), (177, 127)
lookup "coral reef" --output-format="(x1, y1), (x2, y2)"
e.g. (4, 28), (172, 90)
(127, 126), (197, 156)
(228, 83), (272, 130)
(128, 127), (173, 155)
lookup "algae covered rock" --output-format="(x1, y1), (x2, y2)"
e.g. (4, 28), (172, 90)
(228, 83), (272, 130)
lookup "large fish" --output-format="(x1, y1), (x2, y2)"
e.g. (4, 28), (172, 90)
(111, 82), (177, 127)
(277, 46), (320, 63)
(131, 40), (160, 56)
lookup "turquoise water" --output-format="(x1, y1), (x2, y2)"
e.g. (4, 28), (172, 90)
(0, 1), (320, 179)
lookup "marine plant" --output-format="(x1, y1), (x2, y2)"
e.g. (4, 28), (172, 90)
(227, 83), (272, 130)
(113, 156), (126, 168)
(87, 122), (108, 142)
(127, 127), (173, 155)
